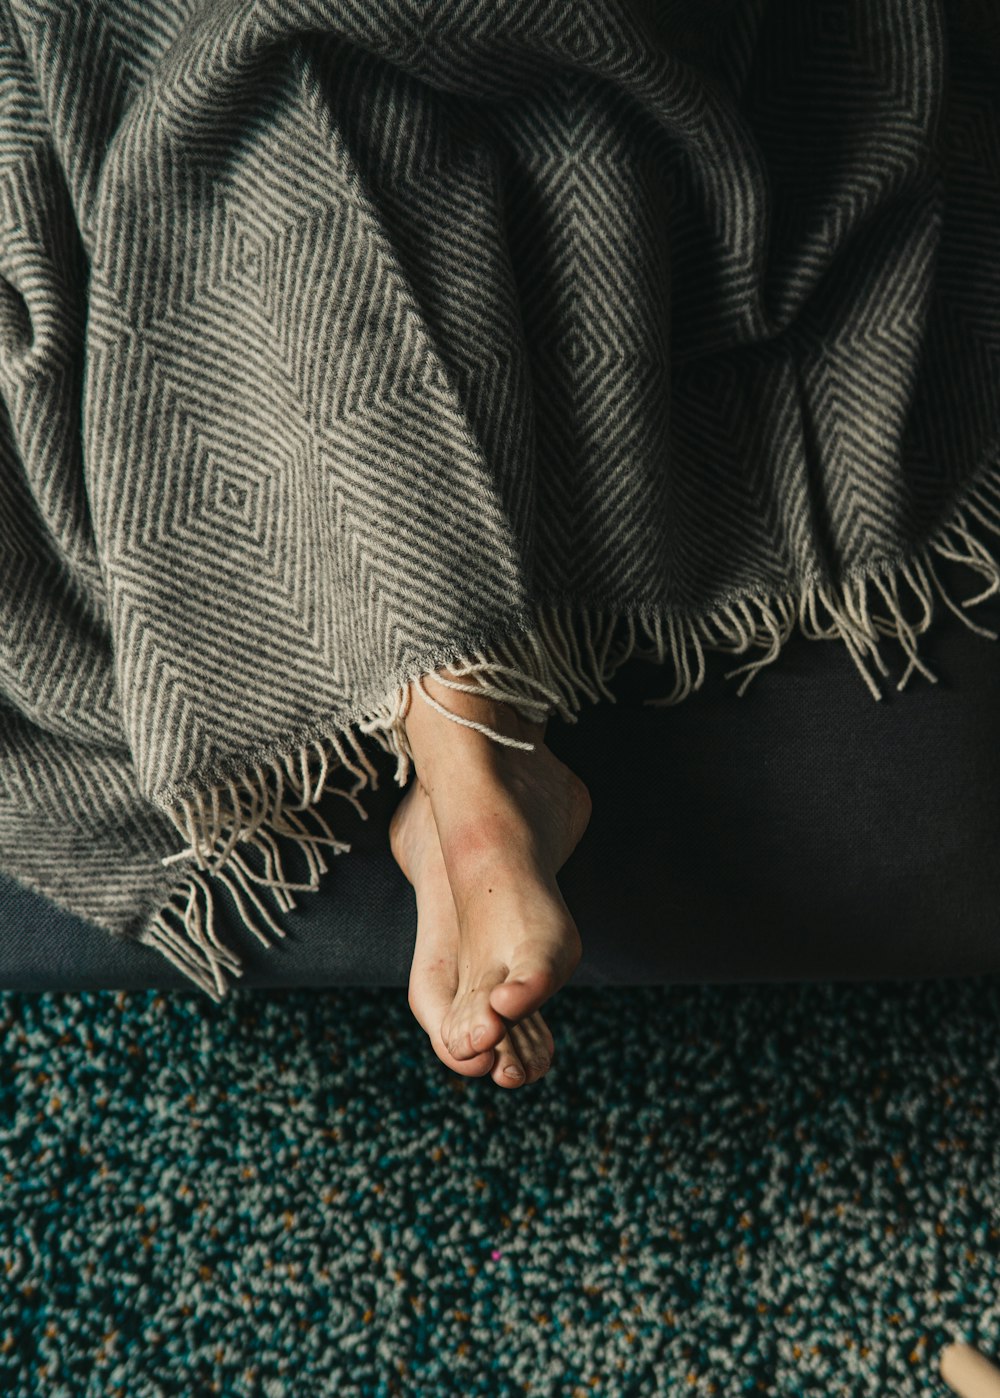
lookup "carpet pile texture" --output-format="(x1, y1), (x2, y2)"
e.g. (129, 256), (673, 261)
(2, 978), (999, 1396)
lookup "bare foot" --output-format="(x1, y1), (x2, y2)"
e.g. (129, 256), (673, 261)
(390, 665), (592, 1080)
(391, 776), (558, 1087)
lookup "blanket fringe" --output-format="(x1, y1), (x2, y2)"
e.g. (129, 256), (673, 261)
(140, 470), (1000, 1002)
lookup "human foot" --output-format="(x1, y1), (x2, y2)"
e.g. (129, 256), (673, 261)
(391, 776), (558, 1087)
(391, 665), (592, 1073)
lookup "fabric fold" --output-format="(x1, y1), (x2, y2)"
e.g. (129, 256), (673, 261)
(2, 0), (1000, 998)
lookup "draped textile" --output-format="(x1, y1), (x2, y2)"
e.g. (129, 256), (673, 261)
(2, 0), (999, 997)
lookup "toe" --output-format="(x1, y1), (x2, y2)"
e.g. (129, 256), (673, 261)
(508, 1013), (555, 1084)
(443, 990), (507, 1061)
(492, 1014), (554, 1088)
(432, 1036), (497, 1078)
(488, 964), (560, 1025)
(487, 927), (581, 1025)
(409, 957), (498, 1080)
(410, 990), (497, 1078)
(490, 1035), (527, 1089)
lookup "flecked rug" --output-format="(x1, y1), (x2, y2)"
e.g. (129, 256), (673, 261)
(2, 977), (999, 1397)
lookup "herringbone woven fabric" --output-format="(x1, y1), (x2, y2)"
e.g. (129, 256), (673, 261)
(2, 0), (999, 999)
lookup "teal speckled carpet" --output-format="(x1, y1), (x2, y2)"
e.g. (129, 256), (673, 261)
(2, 978), (999, 1397)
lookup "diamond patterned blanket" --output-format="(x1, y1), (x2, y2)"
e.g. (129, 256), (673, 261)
(2, 0), (999, 997)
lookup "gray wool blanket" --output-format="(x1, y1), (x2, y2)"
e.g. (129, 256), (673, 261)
(2, 0), (1000, 999)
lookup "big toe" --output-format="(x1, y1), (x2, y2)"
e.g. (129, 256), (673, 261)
(488, 938), (579, 1023)
(443, 986), (508, 1061)
(409, 955), (498, 1079)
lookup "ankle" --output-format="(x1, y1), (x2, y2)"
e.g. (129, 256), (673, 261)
(404, 669), (546, 780)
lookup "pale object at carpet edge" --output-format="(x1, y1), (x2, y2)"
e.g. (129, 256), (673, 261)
(940, 1341), (1000, 1398)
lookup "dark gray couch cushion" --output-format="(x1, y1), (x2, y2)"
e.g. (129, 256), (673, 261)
(4, 551), (1000, 991)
